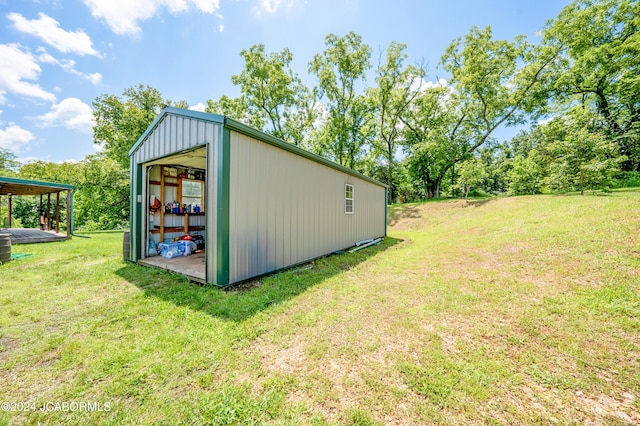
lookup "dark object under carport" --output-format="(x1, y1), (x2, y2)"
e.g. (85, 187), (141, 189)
(0, 233), (11, 263)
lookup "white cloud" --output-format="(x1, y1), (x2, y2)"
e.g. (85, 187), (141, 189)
(189, 102), (206, 112)
(60, 59), (103, 85)
(7, 12), (101, 57)
(0, 43), (56, 104)
(36, 48), (102, 85)
(410, 77), (447, 92)
(0, 123), (35, 152)
(82, 0), (221, 35)
(86, 72), (103, 85)
(254, 0), (301, 15)
(37, 98), (95, 133)
(15, 155), (43, 163)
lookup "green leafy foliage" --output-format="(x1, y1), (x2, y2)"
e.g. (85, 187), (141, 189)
(231, 44), (315, 146)
(542, 108), (620, 192)
(16, 154), (129, 230)
(0, 148), (19, 177)
(368, 42), (425, 202)
(6, 0), (632, 233)
(539, 0), (640, 171)
(456, 157), (486, 199)
(92, 84), (184, 169)
(309, 32), (373, 168)
(508, 152), (544, 195)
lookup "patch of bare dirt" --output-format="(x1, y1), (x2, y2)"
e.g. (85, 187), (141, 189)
(0, 335), (18, 362)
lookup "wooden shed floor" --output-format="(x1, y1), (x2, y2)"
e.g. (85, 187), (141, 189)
(1, 228), (70, 244)
(139, 251), (206, 283)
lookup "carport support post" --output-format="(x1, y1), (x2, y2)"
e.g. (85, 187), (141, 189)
(7, 194), (12, 228)
(56, 192), (60, 233)
(66, 190), (71, 237)
(47, 193), (51, 231)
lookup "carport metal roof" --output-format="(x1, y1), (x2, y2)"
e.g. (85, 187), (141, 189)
(0, 176), (76, 196)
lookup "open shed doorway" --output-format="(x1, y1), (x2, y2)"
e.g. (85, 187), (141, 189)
(139, 146), (207, 282)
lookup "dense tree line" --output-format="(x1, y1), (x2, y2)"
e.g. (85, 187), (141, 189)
(206, 0), (638, 200)
(1, 0), (637, 230)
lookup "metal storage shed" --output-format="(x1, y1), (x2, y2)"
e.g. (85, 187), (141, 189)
(128, 107), (387, 287)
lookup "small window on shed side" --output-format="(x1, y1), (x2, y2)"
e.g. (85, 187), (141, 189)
(345, 183), (354, 214)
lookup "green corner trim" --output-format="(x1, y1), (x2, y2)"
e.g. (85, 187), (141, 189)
(216, 128), (231, 286)
(384, 187), (388, 237)
(134, 164), (143, 260)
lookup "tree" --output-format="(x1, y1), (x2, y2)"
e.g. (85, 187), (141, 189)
(0, 148), (19, 177)
(18, 154), (129, 230)
(544, 108), (621, 194)
(369, 42), (426, 203)
(231, 44), (315, 146)
(401, 84), (467, 199)
(508, 152), (544, 195)
(205, 95), (266, 130)
(92, 85), (168, 168)
(539, 0), (640, 171)
(456, 157), (486, 198)
(309, 32), (372, 168)
(436, 26), (559, 193)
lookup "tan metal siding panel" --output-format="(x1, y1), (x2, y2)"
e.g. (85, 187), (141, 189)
(228, 132), (385, 284)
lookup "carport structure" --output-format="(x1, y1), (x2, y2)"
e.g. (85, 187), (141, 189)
(0, 176), (75, 244)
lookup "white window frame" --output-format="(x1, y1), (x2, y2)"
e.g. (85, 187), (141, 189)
(345, 183), (354, 214)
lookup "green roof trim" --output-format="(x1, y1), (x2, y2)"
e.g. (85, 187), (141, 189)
(0, 176), (76, 196)
(129, 107), (386, 189)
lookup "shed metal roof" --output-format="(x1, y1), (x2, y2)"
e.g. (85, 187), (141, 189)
(129, 107), (387, 188)
(0, 176), (76, 196)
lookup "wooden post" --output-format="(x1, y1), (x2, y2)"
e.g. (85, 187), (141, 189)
(39, 195), (43, 230)
(8, 194), (12, 228)
(47, 193), (51, 231)
(56, 191), (60, 234)
(66, 190), (71, 237)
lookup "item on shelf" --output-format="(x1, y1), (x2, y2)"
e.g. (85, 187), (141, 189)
(149, 195), (161, 212)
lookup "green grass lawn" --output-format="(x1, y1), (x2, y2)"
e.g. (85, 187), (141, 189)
(1, 192), (639, 425)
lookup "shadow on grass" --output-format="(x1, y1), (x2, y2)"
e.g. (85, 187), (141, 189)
(115, 237), (402, 322)
(387, 204), (424, 227)
(462, 198), (492, 208)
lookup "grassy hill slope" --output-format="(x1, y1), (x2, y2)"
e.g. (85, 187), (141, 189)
(1, 191), (639, 425)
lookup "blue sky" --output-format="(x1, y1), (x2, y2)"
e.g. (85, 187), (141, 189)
(0, 0), (571, 164)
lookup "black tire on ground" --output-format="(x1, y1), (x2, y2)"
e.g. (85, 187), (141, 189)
(0, 233), (12, 264)
(123, 231), (130, 262)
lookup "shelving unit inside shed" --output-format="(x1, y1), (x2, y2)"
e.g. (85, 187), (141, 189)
(147, 165), (206, 249)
